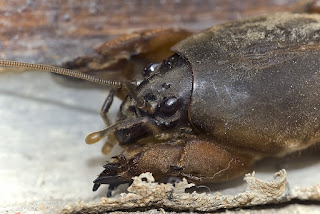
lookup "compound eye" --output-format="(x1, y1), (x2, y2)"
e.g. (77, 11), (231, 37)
(159, 97), (180, 115)
(143, 63), (159, 77)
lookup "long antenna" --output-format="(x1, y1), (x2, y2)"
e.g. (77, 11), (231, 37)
(0, 60), (122, 88)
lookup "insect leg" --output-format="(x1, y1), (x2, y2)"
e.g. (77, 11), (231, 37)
(93, 155), (130, 196)
(93, 140), (256, 195)
(100, 89), (115, 126)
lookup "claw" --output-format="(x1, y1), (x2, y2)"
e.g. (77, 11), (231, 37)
(93, 175), (129, 197)
(92, 183), (101, 192)
(93, 155), (132, 197)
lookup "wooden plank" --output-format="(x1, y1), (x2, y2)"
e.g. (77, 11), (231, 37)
(0, 0), (301, 64)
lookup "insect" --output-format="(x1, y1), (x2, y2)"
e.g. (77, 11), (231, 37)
(1, 12), (320, 197)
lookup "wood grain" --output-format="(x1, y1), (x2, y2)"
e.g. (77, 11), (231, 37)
(0, 0), (302, 64)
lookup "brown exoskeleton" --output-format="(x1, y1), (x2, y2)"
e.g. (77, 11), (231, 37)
(1, 13), (320, 197)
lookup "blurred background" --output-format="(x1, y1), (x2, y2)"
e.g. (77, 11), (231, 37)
(0, 0), (319, 213)
(0, 0), (306, 64)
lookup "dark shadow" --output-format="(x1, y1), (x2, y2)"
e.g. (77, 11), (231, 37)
(253, 144), (320, 173)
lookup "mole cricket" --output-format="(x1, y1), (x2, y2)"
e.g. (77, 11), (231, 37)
(1, 12), (320, 197)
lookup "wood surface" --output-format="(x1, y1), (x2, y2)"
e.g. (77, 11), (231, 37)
(0, 0), (302, 65)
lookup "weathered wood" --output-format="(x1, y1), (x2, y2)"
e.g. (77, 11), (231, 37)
(0, 0), (300, 64)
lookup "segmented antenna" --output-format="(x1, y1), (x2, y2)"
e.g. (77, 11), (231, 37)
(0, 60), (122, 88)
